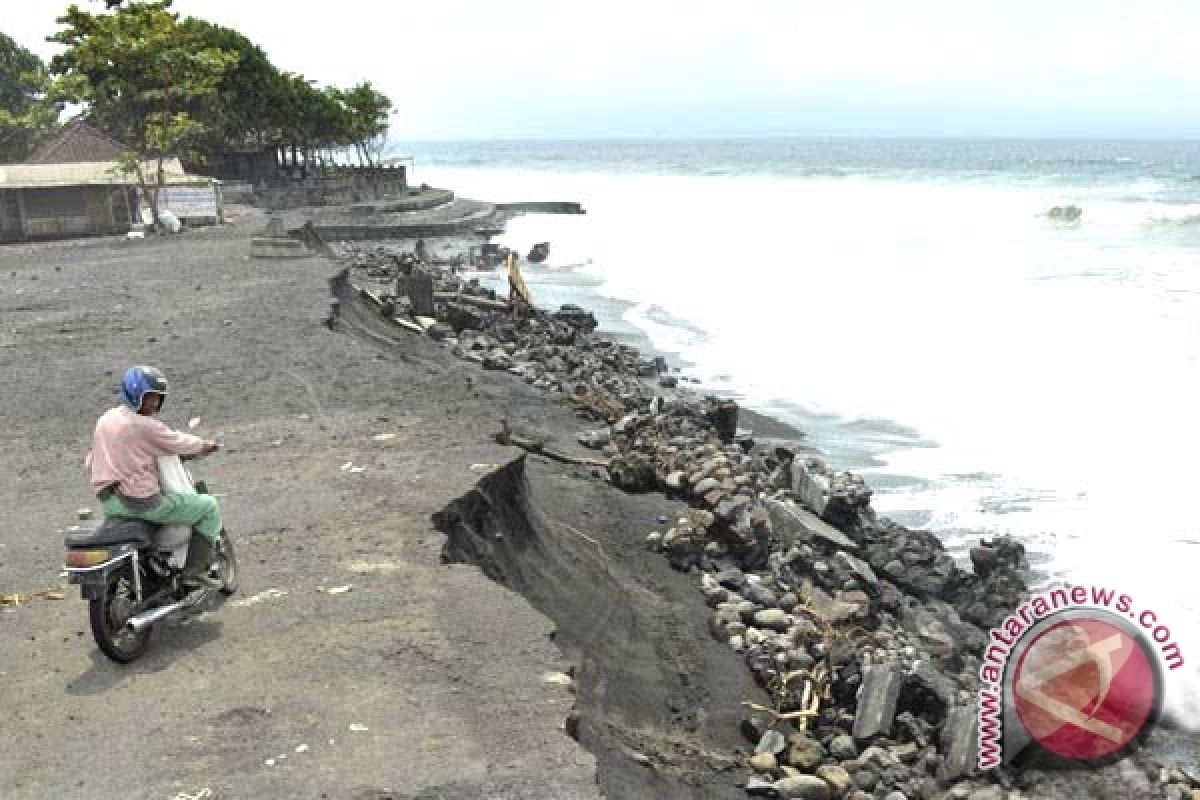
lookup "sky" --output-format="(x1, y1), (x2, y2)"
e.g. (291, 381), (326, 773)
(5, 0), (1200, 140)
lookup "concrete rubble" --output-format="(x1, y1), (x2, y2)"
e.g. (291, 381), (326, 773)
(329, 241), (1197, 800)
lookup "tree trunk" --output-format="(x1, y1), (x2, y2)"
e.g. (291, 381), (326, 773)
(132, 160), (157, 230)
(155, 155), (166, 229)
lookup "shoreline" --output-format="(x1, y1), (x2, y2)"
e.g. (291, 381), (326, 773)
(327, 217), (1200, 799)
(0, 205), (1194, 799)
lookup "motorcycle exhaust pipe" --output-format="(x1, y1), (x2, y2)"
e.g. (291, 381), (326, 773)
(124, 595), (202, 633)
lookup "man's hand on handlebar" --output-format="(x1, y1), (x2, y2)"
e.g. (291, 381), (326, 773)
(183, 441), (220, 461)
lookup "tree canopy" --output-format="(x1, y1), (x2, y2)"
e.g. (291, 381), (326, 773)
(0, 31), (61, 163)
(50, 0), (238, 223)
(50, 1), (238, 163)
(47, 0), (393, 169)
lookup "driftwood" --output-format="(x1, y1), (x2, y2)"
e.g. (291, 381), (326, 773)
(391, 316), (425, 334)
(434, 292), (510, 312)
(495, 421), (609, 468)
(359, 287), (385, 308)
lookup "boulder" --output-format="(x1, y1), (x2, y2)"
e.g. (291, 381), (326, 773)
(745, 776), (781, 797)
(743, 580), (780, 608)
(774, 775), (831, 800)
(828, 733), (858, 761)
(552, 304), (598, 332)
(800, 582), (864, 626)
(968, 545), (999, 578)
(754, 609), (791, 632)
(785, 735), (826, 771)
(757, 729), (789, 756)
(715, 567), (746, 591)
(443, 301), (484, 332)
(815, 765), (853, 796)
(750, 752), (779, 773)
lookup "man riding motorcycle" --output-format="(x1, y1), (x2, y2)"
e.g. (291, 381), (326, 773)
(85, 366), (223, 589)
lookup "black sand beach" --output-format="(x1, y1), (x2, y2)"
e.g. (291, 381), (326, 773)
(1, 202), (1197, 800)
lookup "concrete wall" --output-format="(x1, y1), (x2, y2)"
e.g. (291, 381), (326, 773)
(258, 166), (409, 210)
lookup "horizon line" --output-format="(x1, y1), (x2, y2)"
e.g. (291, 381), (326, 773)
(390, 132), (1200, 144)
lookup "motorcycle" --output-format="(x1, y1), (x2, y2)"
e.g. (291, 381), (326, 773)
(63, 454), (239, 663)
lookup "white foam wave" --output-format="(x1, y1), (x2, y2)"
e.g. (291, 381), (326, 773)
(422, 163), (1200, 718)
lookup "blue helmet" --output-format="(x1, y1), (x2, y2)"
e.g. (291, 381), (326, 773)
(120, 365), (168, 411)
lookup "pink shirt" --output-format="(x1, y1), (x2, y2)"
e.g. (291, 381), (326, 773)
(86, 406), (207, 499)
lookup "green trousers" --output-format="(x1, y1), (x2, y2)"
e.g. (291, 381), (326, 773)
(100, 492), (223, 542)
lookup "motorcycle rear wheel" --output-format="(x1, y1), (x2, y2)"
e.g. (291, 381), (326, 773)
(89, 569), (151, 664)
(215, 530), (239, 596)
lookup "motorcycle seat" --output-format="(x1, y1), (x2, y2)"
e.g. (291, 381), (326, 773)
(65, 517), (160, 548)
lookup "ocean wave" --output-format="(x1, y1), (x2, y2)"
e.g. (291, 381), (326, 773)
(1145, 213), (1200, 229)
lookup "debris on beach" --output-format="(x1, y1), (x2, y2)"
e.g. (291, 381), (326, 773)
(328, 241), (1187, 800)
(233, 588), (288, 607)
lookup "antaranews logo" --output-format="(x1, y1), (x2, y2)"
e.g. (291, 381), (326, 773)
(977, 585), (1184, 768)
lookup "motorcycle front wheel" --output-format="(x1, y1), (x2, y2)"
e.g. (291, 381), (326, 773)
(89, 568), (151, 664)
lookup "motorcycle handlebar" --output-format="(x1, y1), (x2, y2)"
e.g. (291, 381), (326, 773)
(180, 447), (218, 462)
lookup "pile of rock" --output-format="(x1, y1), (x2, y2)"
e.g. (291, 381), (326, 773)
(334, 246), (1049, 799)
(633, 441), (1029, 799)
(335, 244), (666, 416)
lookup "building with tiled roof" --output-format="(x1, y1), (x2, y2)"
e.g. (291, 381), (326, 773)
(25, 119), (127, 165)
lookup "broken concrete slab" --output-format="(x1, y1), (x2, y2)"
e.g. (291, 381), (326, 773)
(764, 498), (858, 552)
(834, 550), (878, 587)
(790, 458), (831, 515)
(939, 705), (979, 782)
(852, 664), (905, 742)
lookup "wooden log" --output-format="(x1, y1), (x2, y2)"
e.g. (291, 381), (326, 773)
(494, 422), (609, 468)
(358, 287), (385, 308)
(392, 316), (424, 334)
(433, 292), (510, 312)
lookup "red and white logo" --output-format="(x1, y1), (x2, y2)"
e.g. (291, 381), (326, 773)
(1011, 615), (1159, 760)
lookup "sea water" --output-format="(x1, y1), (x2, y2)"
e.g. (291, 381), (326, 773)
(399, 138), (1200, 720)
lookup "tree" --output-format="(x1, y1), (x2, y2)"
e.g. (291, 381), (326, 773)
(0, 31), (60, 163)
(180, 18), (277, 151)
(340, 81), (392, 167)
(49, 1), (236, 226)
